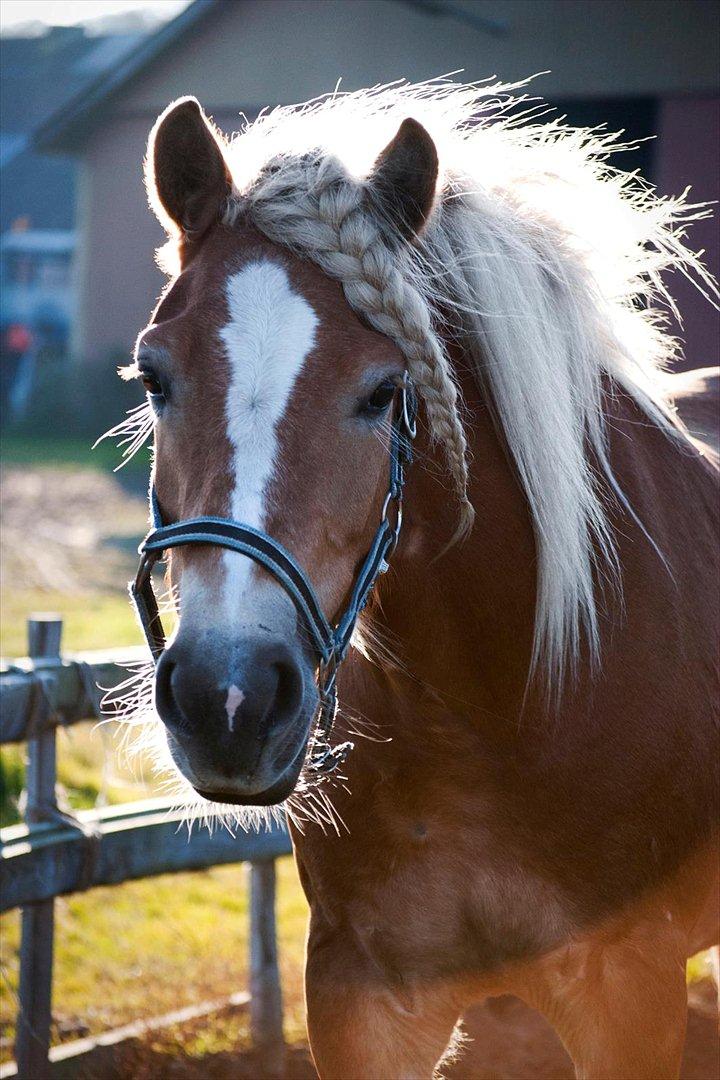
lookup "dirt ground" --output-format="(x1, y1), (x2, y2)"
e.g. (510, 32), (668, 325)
(0, 467), (146, 593)
(57, 981), (719, 1080)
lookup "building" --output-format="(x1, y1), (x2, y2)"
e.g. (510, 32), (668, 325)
(0, 23), (147, 356)
(35, 0), (719, 368)
(0, 25), (147, 233)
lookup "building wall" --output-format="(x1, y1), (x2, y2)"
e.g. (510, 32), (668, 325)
(655, 97), (720, 370)
(75, 109), (241, 364)
(115, 0), (720, 113)
(71, 0), (720, 364)
(74, 117), (163, 365)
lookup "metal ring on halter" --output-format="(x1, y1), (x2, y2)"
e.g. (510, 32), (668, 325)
(401, 371), (417, 439)
(381, 489), (404, 559)
(381, 490), (395, 522)
(387, 501), (403, 559)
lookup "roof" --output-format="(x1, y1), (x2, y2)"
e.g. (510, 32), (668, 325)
(1, 26), (144, 139)
(34, 0), (223, 153)
(33, 0), (720, 156)
(34, 0), (513, 155)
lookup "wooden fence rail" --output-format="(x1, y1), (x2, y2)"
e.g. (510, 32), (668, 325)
(0, 616), (293, 1080)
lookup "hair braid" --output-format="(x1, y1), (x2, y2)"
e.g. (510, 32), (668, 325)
(243, 158), (474, 536)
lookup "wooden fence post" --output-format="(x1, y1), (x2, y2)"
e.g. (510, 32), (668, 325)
(249, 859), (285, 1076)
(15, 615), (62, 1080)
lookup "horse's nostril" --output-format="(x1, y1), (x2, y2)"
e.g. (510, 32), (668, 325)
(272, 658), (303, 724)
(155, 641), (305, 742)
(155, 652), (183, 730)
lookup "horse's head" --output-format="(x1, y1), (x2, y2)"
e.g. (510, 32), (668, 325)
(132, 98), (439, 805)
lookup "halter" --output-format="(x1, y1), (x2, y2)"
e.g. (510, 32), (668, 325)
(130, 375), (417, 774)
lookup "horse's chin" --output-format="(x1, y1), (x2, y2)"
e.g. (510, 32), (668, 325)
(193, 773), (298, 806)
(167, 724), (310, 807)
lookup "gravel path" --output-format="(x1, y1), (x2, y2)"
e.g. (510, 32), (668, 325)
(1, 467), (148, 593)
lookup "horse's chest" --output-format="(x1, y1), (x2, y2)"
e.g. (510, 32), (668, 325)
(318, 830), (573, 983)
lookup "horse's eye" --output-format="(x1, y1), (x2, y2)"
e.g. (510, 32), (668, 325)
(140, 369), (164, 398)
(362, 379), (396, 416)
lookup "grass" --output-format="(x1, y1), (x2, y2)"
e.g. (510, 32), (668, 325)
(1, 588), (142, 658)
(0, 860), (309, 1062)
(0, 434), (149, 475)
(1, 722), (150, 828)
(1, 430), (148, 659)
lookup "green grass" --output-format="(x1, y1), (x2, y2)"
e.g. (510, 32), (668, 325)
(1, 588), (141, 658)
(1, 434), (149, 475)
(0, 859), (309, 1062)
(1, 722), (150, 827)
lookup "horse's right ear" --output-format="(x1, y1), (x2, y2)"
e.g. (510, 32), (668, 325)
(146, 97), (232, 240)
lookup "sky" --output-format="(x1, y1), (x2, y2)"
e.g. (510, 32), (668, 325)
(0, 0), (191, 33)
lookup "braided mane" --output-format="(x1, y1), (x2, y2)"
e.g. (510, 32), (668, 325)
(218, 78), (714, 687)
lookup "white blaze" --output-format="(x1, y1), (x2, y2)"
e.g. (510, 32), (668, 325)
(219, 260), (318, 615)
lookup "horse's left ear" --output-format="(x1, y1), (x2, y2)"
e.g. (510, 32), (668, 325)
(367, 117), (438, 238)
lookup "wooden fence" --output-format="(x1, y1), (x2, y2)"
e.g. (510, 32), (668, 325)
(0, 616), (294, 1080)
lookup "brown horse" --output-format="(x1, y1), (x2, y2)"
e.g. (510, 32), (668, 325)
(116, 83), (719, 1078)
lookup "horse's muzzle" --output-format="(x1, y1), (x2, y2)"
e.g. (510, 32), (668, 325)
(154, 631), (317, 803)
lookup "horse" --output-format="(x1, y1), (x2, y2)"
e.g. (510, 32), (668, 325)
(113, 81), (719, 1078)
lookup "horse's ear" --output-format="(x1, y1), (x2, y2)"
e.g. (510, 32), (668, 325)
(146, 97), (232, 240)
(367, 117), (438, 238)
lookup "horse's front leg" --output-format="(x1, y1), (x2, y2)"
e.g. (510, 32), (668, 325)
(305, 923), (463, 1079)
(520, 914), (689, 1080)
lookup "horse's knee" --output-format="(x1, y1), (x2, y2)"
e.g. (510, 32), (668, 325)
(524, 925), (689, 1079)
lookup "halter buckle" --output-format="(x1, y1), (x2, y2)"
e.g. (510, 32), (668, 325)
(308, 738), (354, 774)
(309, 661), (354, 774)
(381, 490), (403, 559)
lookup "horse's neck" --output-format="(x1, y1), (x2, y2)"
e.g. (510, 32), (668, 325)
(357, 367), (539, 733)
(355, 365), (718, 741)
(323, 372), (718, 926)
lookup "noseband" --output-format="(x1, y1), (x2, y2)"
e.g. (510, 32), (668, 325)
(131, 376), (417, 774)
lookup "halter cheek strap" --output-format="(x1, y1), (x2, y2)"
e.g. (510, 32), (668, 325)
(130, 377), (417, 774)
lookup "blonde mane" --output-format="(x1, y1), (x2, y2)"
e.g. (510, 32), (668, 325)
(214, 78), (714, 688)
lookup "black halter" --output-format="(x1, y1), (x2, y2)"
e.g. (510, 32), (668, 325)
(130, 376), (417, 774)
